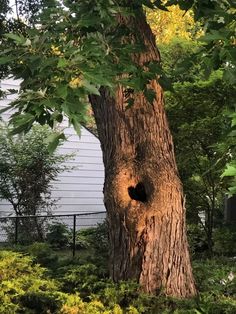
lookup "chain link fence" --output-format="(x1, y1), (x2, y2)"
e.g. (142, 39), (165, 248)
(0, 212), (106, 256)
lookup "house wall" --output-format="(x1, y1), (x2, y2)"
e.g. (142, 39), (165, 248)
(0, 79), (106, 221)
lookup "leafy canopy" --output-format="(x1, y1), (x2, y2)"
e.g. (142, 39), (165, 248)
(0, 0), (235, 187)
(0, 0), (169, 139)
(0, 1), (235, 129)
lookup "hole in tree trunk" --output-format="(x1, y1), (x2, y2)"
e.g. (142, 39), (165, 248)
(128, 182), (147, 202)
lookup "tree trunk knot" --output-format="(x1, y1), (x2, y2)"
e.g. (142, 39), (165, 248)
(128, 182), (147, 202)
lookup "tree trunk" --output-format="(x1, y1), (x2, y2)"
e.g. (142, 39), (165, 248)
(90, 9), (196, 297)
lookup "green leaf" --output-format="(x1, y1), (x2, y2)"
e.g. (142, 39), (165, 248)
(223, 69), (236, 85)
(56, 85), (68, 99)
(228, 185), (236, 196)
(147, 61), (162, 75)
(0, 104), (13, 114)
(166, 0), (194, 11)
(142, 0), (155, 9)
(144, 89), (156, 104)
(125, 98), (134, 110)
(231, 114), (236, 127)
(82, 80), (100, 95)
(51, 112), (63, 123)
(70, 117), (81, 136)
(0, 56), (15, 65)
(222, 164), (236, 177)
(200, 30), (225, 43)
(57, 58), (68, 68)
(158, 75), (174, 92)
(45, 132), (66, 153)
(4, 33), (25, 44)
(9, 113), (35, 134)
(83, 72), (112, 88)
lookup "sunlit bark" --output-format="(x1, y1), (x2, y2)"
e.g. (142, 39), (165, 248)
(90, 8), (196, 297)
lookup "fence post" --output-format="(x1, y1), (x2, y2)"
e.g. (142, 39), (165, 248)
(72, 214), (76, 257)
(15, 216), (19, 244)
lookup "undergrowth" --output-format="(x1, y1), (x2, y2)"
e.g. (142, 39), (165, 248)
(0, 223), (235, 313)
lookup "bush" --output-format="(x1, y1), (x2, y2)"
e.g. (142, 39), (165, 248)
(76, 221), (109, 253)
(51, 222), (109, 278)
(1, 249), (236, 313)
(99, 280), (153, 312)
(197, 292), (236, 314)
(187, 224), (208, 256)
(0, 250), (61, 313)
(46, 223), (70, 249)
(61, 263), (108, 298)
(20, 291), (65, 314)
(1, 216), (49, 245)
(0, 250), (130, 313)
(27, 242), (58, 268)
(74, 222), (109, 272)
(193, 258), (236, 296)
(213, 225), (236, 256)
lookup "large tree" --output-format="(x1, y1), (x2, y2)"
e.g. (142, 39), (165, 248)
(90, 33), (194, 301)
(1, 0), (234, 297)
(88, 9), (197, 295)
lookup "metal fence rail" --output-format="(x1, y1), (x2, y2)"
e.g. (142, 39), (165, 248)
(0, 211), (106, 256)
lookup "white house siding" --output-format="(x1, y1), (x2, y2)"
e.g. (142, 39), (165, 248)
(0, 79), (106, 226)
(54, 126), (105, 215)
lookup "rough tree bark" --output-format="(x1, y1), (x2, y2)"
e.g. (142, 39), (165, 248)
(90, 8), (196, 297)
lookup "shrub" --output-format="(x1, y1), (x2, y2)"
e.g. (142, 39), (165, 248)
(213, 225), (236, 256)
(20, 291), (64, 314)
(46, 223), (70, 249)
(0, 250), (125, 313)
(74, 222), (109, 272)
(193, 258), (236, 296)
(61, 263), (108, 298)
(187, 224), (208, 257)
(1, 249), (236, 313)
(76, 221), (109, 254)
(27, 242), (58, 268)
(59, 295), (125, 314)
(0, 250), (61, 313)
(196, 292), (236, 314)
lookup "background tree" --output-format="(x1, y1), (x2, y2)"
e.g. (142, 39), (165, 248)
(159, 38), (236, 254)
(146, 4), (200, 44)
(158, 39), (235, 254)
(167, 1), (236, 193)
(0, 123), (70, 216)
(0, 123), (70, 241)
